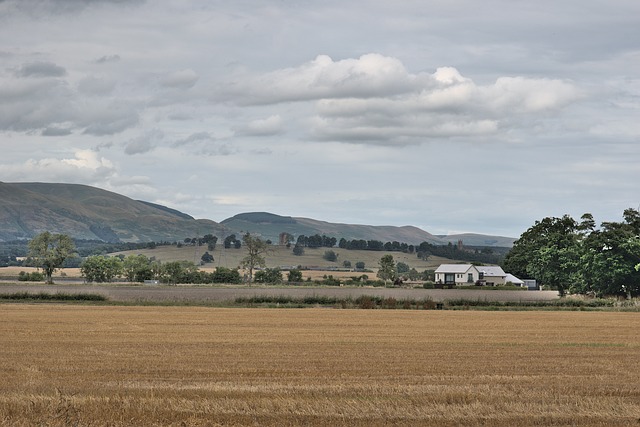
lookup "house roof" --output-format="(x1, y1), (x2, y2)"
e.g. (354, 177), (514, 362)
(435, 264), (475, 274)
(477, 266), (506, 277)
(505, 273), (524, 284)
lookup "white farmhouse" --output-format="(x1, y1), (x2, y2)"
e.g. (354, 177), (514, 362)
(435, 264), (524, 287)
(434, 264), (480, 286)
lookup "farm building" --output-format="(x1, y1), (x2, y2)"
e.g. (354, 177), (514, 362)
(435, 264), (524, 287)
(434, 264), (480, 286)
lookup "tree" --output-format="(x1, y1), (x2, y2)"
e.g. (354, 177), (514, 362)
(254, 268), (283, 284)
(396, 262), (410, 274)
(122, 254), (156, 282)
(201, 251), (214, 264)
(212, 267), (241, 284)
(502, 215), (579, 296)
(355, 261), (365, 270)
(292, 245), (305, 256)
(240, 233), (268, 282)
(578, 214), (640, 297)
(323, 250), (338, 262)
(27, 232), (76, 284)
(288, 269), (303, 282)
(377, 254), (396, 283)
(81, 255), (122, 283)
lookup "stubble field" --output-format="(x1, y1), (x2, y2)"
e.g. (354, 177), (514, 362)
(0, 306), (639, 426)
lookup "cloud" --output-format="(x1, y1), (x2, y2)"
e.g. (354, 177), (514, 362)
(0, 149), (116, 183)
(0, 73), (139, 135)
(124, 129), (164, 155)
(313, 67), (582, 145)
(172, 131), (235, 156)
(94, 54), (121, 64)
(41, 126), (72, 136)
(15, 61), (67, 78)
(217, 53), (428, 105)
(160, 69), (199, 89)
(233, 115), (283, 136)
(214, 54), (582, 145)
(77, 76), (116, 95)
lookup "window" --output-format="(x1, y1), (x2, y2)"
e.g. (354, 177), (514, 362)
(467, 273), (473, 283)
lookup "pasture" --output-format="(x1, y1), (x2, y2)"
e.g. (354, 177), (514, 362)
(1, 306), (639, 426)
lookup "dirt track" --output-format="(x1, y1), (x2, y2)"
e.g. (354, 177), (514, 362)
(0, 283), (559, 303)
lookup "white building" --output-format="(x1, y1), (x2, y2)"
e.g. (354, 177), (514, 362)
(435, 264), (524, 287)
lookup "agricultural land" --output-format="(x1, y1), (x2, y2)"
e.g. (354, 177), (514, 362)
(1, 306), (639, 426)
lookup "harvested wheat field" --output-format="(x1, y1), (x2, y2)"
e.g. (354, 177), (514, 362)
(0, 306), (639, 426)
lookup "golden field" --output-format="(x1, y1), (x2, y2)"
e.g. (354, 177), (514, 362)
(0, 306), (639, 426)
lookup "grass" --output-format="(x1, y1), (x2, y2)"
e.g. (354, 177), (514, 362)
(0, 306), (639, 426)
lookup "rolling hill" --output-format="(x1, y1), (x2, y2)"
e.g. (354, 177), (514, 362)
(220, 212), (447, 245)
(0, 182), (223, 242)
(0, 182), (514, 247)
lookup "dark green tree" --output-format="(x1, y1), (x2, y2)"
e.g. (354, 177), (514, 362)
(288, 269), (303, 282)
(503, 215), (580, 296)
(323, 250), (338, 262)
(254, 267), (283, 284)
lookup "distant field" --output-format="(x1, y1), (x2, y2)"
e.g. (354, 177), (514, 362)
(113, 245), (449, 270)
(0, 306), (638, 426)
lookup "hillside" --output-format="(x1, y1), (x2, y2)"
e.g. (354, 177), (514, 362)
(0, 182), (223, 242)
(0, 182), (514, 247)
(221, 212), (447, 245)
(112, 244), (454, 273)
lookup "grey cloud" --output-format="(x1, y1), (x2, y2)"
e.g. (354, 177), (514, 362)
(77, 76), (116, 95)
(173, 132), (235, 156)
(160, 69), (199, 89)
(95, 54), (121, 63)
(16, 61), (66, 78)
(42, 126), (72, 136)
(124, 129), (164, 155)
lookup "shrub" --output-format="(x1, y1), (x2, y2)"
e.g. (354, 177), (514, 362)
(18, 271), (45, 282)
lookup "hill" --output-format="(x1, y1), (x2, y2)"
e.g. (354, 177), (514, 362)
(221, 212), (447, 245)
(0, 182), (223, 242)
(0, 182), (514, 247)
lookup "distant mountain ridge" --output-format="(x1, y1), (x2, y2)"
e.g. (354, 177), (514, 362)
(0, 182), (515, 246)
(221, 212), (515, 247)
(0, 182), (223, 242)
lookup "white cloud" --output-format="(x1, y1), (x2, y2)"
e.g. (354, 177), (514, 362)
(216, 53), (427, 105)
(234, 115), (283, 136)
(0, 150), (116, 183)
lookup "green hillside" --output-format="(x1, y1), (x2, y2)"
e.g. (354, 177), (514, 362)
(0, 182), (223, 242)
(221, 212), (447, 245)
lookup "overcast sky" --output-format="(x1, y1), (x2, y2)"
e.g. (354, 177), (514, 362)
(1, 0), (639, 238)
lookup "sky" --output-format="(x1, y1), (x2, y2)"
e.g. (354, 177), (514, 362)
(1, 0), (639, 238)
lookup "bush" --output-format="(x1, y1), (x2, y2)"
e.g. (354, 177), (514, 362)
(18, 271), (45, 282)
(287, 269), (303, 282)
(254, 268), (283, 284)
(212, 267), (241, 284)
(323, 250), (338, 262)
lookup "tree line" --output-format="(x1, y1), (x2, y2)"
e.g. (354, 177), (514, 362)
(503, 208), (640, 297)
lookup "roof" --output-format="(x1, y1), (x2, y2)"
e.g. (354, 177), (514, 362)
(505, 273), (524, 284)
(435, 264), (475, 273)
(477, 266), (506, 277)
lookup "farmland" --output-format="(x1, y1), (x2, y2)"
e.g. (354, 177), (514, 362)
(1, 306), (639, 426)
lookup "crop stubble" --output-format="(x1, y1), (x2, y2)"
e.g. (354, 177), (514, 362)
(0, 305), (638, 426)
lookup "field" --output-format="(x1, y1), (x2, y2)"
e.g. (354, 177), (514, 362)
(1, 306), (639, 426)
(111, 245), (452, 273)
